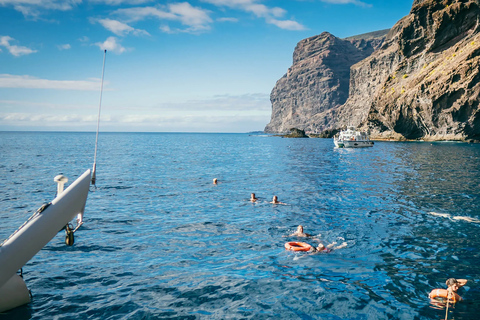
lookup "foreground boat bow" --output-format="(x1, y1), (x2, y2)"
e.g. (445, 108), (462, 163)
(0, 169), (91, 312)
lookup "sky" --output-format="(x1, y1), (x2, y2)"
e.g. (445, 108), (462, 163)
(0, 0), (414, 133)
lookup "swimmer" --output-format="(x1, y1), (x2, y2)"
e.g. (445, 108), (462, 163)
(429, 278), (467, 303)
(270, 195), (286, 204)
(213, 178), (218, 185)
(311, 241), (347, 253)
(286, 241), (347, 254)
(250, 193), (258, 202)
(288, 225), (312, 237)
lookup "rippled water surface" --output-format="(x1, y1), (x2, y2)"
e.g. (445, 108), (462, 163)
(1, 132), (480, 319)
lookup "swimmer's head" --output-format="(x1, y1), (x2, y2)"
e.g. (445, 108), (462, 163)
(446, 278), (459, 291)
(297, 225), (304, 232)
(273, 196), (278, 201)
(251, 193), (256, 198)
(317, 243), (325, 251)
(213, 178), (217, 184)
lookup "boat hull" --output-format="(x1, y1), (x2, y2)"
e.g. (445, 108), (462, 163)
(334, 140), (374, 148)
(0, 169), (91, 290)
(0, 275), (30, 312)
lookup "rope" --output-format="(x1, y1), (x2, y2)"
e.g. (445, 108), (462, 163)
(92, 49), (107, 186)
(445, 295), (449, 320)
(0, 203), (51, 247)
(445, 288), (455, 320)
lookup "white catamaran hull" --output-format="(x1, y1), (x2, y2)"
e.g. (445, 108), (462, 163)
(0, 169), (91, 312)
(334, 140), (374, 148)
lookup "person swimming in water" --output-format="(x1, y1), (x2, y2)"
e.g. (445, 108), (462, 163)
(284, 225), (347, 250)
(250, 193), (258, 202)
(429, 278), (467, 303)
(285, 241), (347, 254)
(213, 178), (218, 185)
(270, 195), (286, 204)
(288, 225), (312, 237)
(311, 241), (347, 253)
(309, 243), (332, 253)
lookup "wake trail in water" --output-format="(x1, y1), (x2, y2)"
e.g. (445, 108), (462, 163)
(428, 212), (480, 224)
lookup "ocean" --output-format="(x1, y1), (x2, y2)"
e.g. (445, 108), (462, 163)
(1, 131), (479, 319)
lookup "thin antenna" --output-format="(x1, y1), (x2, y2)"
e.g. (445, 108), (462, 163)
(92, 49), (107, 186)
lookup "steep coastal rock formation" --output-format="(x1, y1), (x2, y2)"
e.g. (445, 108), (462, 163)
(264, 30), (387, 133)
(265, 0), (480, 141)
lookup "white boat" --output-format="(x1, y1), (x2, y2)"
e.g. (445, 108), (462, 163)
(0, 170), (91, 312)
(0, 50), (107, 313)
(334, 126), (374, 148)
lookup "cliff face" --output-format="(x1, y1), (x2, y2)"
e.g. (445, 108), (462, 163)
(264, 31), (387, 133)
(266, 0), (480, 141)
(364, 0), (480, 140)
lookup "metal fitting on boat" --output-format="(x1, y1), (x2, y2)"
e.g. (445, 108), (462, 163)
(54, 175), (68, 195)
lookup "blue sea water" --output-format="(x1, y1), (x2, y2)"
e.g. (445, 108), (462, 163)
(1, 131), (480, 320)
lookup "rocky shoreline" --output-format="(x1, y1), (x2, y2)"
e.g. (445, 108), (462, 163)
(265, 0), (480, 142)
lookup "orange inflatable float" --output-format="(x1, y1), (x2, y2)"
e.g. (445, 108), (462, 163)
(428, 289), (461, 303)
(285, 242), (312, 252)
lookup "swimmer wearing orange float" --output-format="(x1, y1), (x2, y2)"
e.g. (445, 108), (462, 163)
(284, 226), (347, 253)
(429, 278), (467, 303)
(284, 242), (330, 253)
(284, 241), (346, 253)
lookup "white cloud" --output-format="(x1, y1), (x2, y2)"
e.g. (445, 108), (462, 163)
(114, 3), (213, 34)
(89, 0), (151, 5)
(0, 113), (97, 123)
(109, 114), (268, 132)
(0, 93), (271, 132)
(95, 36), (127, 54)
(320, 0), (371, 7)
(202, 0), (305, 30)
(113, 6), (175, 22)
(96, 18), (150, 36)
(0, 74), (103, 90)
(267, 18), (305, 31)
(0, 112), (268, 132)
(164, 93), (270, 112)
(159, 25), (174, 34)
(245, 3), (285, 18)
(0, 36), (37, 56)
(57, 44), (71, 50)
(1, 0), (81, 18)
(0, 99), (87, 110)
(0, 112), (100, 132)
(169, 2), (212, 31)
(217, 17), (238, 23)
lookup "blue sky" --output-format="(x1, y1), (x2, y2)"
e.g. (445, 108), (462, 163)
(0, 0), (413, 132)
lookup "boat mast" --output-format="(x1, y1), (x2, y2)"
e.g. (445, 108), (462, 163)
(92, 49), (106, 186)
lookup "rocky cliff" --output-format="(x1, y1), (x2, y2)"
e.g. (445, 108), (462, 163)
(265, 0), (480, 141)
(264, 30), (387, 133)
